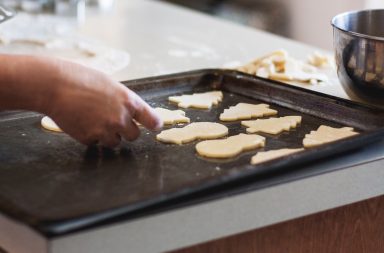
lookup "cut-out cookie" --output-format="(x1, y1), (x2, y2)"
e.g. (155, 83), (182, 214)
(156, 122), (228, 145)
(220, 103), (277, 121)
(303, 125), (358, 148)
(241, 116), (302, 134)
(251, 148), (304, 165)
(41, 116), (62, 132)
(168, 91), (223, 109)
(196, 133), (265, 158)
(154, 108), (190, 125)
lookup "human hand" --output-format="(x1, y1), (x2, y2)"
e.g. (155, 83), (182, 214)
(45, 60), (162, 147)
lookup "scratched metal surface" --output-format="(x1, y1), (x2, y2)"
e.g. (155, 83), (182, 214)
(0, 69), (383, 236)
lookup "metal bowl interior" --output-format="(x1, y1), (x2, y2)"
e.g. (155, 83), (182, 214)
(332, 9), (384, 40)
(332, 9), (384, 104)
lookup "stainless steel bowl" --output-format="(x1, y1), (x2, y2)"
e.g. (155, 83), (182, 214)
(332, 9), (384, 104)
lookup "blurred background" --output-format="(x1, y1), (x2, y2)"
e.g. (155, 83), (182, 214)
(160, 0), (384, 50)
(1, 0), (384, 50)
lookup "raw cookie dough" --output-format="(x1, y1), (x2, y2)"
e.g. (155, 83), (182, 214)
(303, 125), (358, 148)
(156, 122), (228, 145)
(168, 91), (223, 109)
(251, 148), (304, 165)
(41, 116), (62, 132)
(241, 116), (302, 134)
(196, 133), (266, 158)
(0, 13), (130, 75)
(220, 103), (277, 121)
(307, 51), (335, 69)
(154, 108), (190, 125)
(236, 49), (329, 85)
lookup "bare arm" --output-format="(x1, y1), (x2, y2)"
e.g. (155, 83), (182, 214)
(0, 54), (163, 147)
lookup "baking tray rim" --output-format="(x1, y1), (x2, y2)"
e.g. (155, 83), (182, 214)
(2, 68), (384, 236)
(123, 68), (384, 112)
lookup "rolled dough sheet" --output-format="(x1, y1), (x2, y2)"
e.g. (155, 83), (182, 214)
(303, 125), (359, 148)
(0, 13), (130, 75)
(251, 148), (304, 165)
(156, 122), (228, 145)
(196, 133), (265, 158)
(220, 103), (277, 121)
(41, 116), (62, 132)
(154, 107), (190, 125)
(168, 91), (223, 109)
(241, 116), (302, 134)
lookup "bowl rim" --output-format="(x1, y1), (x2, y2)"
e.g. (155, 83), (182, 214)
(332, 9), (384, 42)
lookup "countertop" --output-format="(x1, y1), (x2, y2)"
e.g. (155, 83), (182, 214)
(4, 1), (384, 252)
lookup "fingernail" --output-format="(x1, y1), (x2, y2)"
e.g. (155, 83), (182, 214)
(153, 119), (163, 131)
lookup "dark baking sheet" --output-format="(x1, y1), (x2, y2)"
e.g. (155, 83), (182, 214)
(0, 69), (384, 237)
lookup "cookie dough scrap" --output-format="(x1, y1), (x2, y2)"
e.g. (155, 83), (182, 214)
(251, 148), (304, 165)
(220, 103), (277, 121)
(41, 116), (62, 132)
(303, 125), (359, 148)
(154, 107), (190, 125)
(307, 51), (335, 69)
(196, 133), (266, 158)
(156, 122), (228, 145)
(237, 49), (288, 75)
(236, 49), (329, 84)
(168, 91), (223, 109)
(242, 116), (302, 134)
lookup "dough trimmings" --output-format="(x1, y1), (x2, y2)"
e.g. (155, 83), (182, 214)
(303, 125), (359, 148)
(251, 148), (304, 165)
(196, 133), (266, 158)
(220, 103), (277, 122)
(41, 116), (62, 132)
(168, 91), (223, 109)
(241, 116), (302, 134)
(156, 122), (228, 145)
(307, 51), (335, 69)
(154, 107), (190, 125)
(236, 49), (329, 85)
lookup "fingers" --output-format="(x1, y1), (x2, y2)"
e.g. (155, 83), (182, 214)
(79, 131), (121, 148)
(100, 133), (121, 148)
(78, 137), (98, 147)
(98, 119), (139, 147)
(67, 85), (161, 147)
(119, 119), (140, 142)
(76, 115), (140, 148)
(126, 90), (163, 131)
(135, 103), (162, 131)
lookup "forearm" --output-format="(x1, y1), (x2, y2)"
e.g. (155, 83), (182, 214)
(0, 54), (162, 147)
(0, 54), (61, 113)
